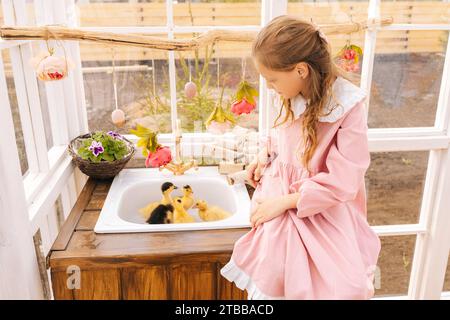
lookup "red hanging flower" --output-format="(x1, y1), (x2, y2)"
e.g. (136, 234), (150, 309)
(145, 146), (172, 168)
(231, 98), (256, 115)
(231, 80), (258, 116)
(130, 124), (173, 167)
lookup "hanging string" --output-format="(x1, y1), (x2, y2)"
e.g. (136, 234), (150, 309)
(216, 50), (220, 93)
(45, 39), (52, 54)
(215, 46), (226, 110)
(188, 56), (192, 82)
(111, 47), (119, 111)
(348, 15), (354, 45)
(241, 56), (246, 80)
(152, 58), (156, 97)
(216, 54), (220, 93)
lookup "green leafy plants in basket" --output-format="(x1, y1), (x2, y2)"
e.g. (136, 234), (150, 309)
(69, 131), (135, 180)
(77, 131), (129, 163)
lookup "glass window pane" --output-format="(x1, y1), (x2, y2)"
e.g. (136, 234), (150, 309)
(374, 235), (416, 297)
(75, 0), (166, 27)
(36, 80), (53, 150)
(381, 0), (450, 25)
(25, 1), (36, 26)
(80, 40), (171, 134)
(288, 0), (370, 23)
(368, 30), (448, 128)
(30, 42), (54, 150)
(0, 1), (36, 25)
(173, 0), (261, 26)
(288, 0), (369, 86)
(367, 151), (428, 226)
(175, 35), (259, 133)
(2, 49), (29, 176)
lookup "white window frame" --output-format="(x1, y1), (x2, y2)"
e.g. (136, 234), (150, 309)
(1, 0), (450, 299)
(0, 0), (88, 292)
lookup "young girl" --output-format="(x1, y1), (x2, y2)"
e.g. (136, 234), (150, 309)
(220, 16), (381, 300)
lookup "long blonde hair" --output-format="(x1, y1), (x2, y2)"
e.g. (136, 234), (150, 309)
(252, 15), (356, 172)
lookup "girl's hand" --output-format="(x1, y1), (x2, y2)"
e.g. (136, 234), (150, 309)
(250, 196), (288, 228)
(246, 147), (269, 188)
(246, 161), (265, 188)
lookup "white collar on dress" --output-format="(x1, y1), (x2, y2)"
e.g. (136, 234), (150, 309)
(275, 76), (367, 123)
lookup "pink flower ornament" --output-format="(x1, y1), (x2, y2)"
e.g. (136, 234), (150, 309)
(30, 51), (74, 82)
(231, 98), (256, 116)
(207, 120), (233, 135)
(145, 146), (172, 168)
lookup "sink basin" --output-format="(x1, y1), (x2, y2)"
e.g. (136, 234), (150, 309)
(94, 167), (251, 233)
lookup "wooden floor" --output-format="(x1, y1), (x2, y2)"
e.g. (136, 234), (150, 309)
(48, 174), (254, 300)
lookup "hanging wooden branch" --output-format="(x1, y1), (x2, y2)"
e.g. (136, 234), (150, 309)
(0, 17), (393, 51)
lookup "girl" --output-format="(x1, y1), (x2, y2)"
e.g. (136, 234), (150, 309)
(220, 16), (381, 300)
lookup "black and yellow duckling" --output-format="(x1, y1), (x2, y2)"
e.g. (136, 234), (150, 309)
(193, 199), (232, 222)
(139, 182), (177, 221)
(146, 203), (174, 224)
(181, 185), (195, 210)
(173, 196), (196, 223)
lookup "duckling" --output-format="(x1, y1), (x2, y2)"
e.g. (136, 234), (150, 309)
(139, 182), (177, 220)
(193, 200), (232, 222)
(173, 197), (196, 223)
(181, 185), (195, 210)
(146, 204), (174, 224)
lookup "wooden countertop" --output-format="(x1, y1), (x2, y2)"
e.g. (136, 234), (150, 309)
(48, 168), (254, 271)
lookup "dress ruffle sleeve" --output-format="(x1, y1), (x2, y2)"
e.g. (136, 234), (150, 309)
(289, 101), (370, 218)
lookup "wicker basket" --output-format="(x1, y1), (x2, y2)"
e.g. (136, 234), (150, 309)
(68, 133), (136, 180)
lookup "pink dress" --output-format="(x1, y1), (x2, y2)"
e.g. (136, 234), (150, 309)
(220, 77), (381, 300)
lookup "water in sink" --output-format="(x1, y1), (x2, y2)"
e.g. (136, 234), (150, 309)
(94, 167), (251, 233)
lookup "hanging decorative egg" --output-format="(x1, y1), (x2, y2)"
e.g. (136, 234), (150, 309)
(30, 49), (73, 82)
(111, 109), (126, 127)
(184, 81), (197, 99)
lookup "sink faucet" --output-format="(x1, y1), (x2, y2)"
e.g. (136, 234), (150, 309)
(159, 120), (198, 175)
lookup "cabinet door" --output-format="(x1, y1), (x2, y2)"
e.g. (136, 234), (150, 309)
(170, 262), (216, 299)
(121, 266), (169, 299)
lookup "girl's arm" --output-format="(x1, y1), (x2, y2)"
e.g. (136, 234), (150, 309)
(288, 101), (370, 218)
(279, 193), (301, 211)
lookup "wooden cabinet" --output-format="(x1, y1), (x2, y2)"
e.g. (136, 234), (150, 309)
(48, 179), (250, 300)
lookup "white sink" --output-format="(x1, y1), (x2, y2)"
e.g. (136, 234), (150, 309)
(94, 167), (251, 233)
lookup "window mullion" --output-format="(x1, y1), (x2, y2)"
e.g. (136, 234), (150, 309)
(408, 24), (450, 300)
(13, 0), (50, 172)
(166, 0), (177, 135)
(258, 0), (287, 139)
(360, 0), (380, 119)
(0, 33), (44, 300)
(3, 0), (41, 174)
(434, 32), (450, 132)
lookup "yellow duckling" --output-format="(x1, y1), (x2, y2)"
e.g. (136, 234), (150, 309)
(173, 197), (196, 224)
(181, 185), (195, 210)
(193, 200), (232, 222)
(139, 182), (177, 221)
